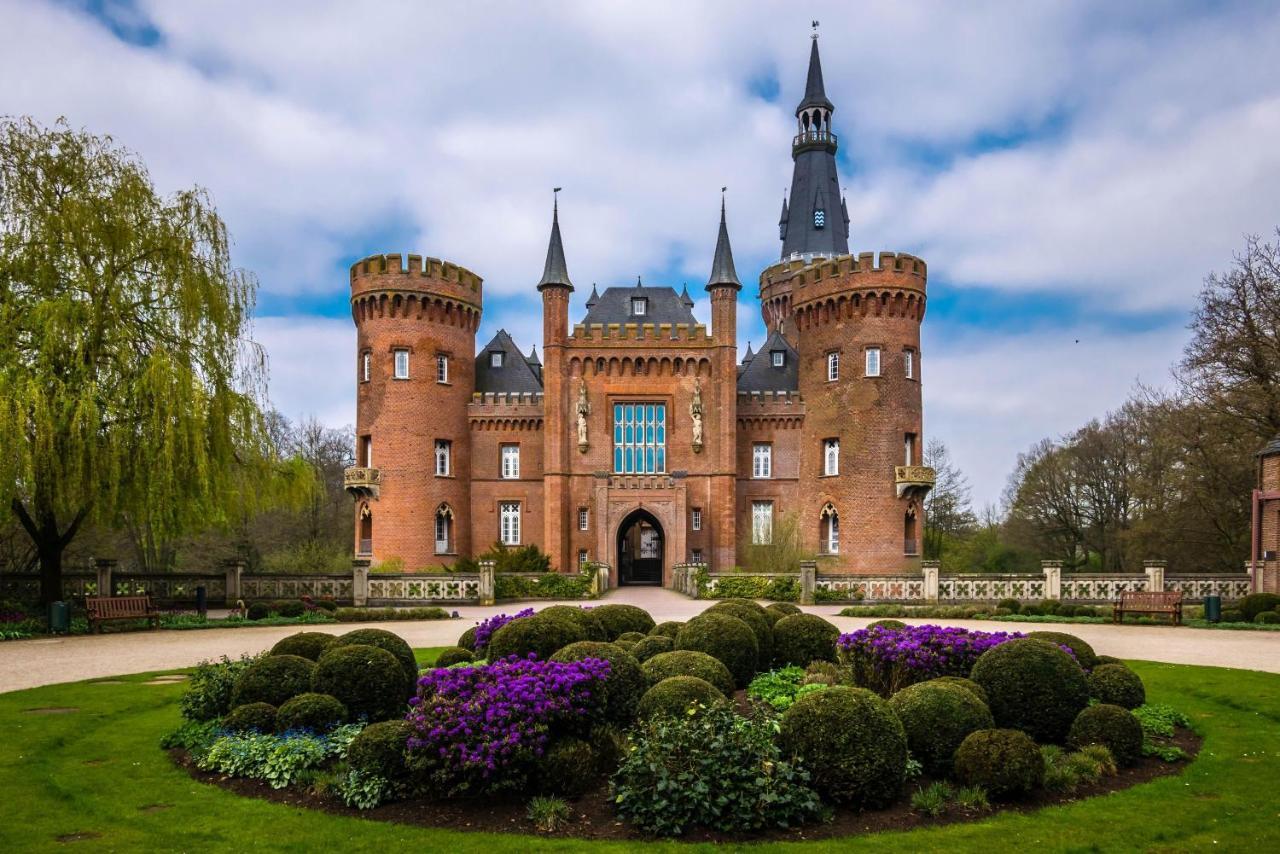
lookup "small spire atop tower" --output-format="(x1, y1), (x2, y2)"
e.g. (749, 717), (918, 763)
(706, 189), (741, 291)
(536, 188), (573, 291)
(585, 283), (600, 308)
(679, 283), (694, 308)
(799, 23), (833, 113)
(526, 344), (540, 366)
(743, 341), (755, 363)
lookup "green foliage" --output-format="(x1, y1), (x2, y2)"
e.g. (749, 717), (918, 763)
(539, 605), (607, 641)
(331, 628), (418, 693)
(275, 600), (306, 618)
(648, 620), (683, 639)
(276, 693), (347, 733)
(867, 619), (907, 631)
(612, 704), (823, 836)
(434, 647), (474, 667)
(675, 612), (759, 688)
(1068, 704), (1144, 766)
(804, 660), (844, 686)
(270, 632), (336, 662)
(953, 785), (991, 811)
(494, 572), (592, 600)
(487, 611), (586, 662)
(230, 654), (315, 709)
(457, 626), (478, 650)
(997, 598), (1022, 614)
(911, 781), (953, 817)
(970, 638), (1090, 743)
(706, 574), (800, 602)
(953, 728), (1044, 799)
(591, 604), (656, 639)
(617, 631), (646, 644)
(765, 601), (802, 622)
(1239, 593), (1280, 621)
(337, 768), (395, 810)
(180, 653), (261, 722)
(159, 719), (221, 754)
(738, 511), (814, 576)
(223, 702), (277, 733)
(534, 737), (596, 797)
(247, 602), (270, 621)
(195, 724), (362, 789)
(1221, 608), (1246, 623)
(1043, 743), (1119, 793)
(549, 641), (645, 722)
(477, 542), (553, 574)
(259, 540), (351, 575)
(705, 601), (774, 665)
(1255, 611), (1280, 624)
(927, 676), (990, 707)
(637, 676), (727, 720)
(527, 795), (572, 833)
(1133, 703), (1193, 738)
(1027, 631), (1099, 670)
(888, 681), (995, 776)
(311, 644), (408, 722)
(586, 722), (629, 775)
(772, 613), (839, 668)
(747, 666), (829, 712)
(778, 685), (908, 808)
(641, 650), (736, 697)
(332, 607), (450, 622)
(1088, 663), (1146, 709)
(628, 634), (672, 662)
(346, 720), (412, 781)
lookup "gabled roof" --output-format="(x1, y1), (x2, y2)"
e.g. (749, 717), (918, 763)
(475, 329), (543, 393)
(580, 284), (699, 326)
(737, 329), (798, 392)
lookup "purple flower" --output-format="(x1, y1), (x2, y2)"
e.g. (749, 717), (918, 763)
(472, 608), (535, 653)
(837, 624), (1027, 695)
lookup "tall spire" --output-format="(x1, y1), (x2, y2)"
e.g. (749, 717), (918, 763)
(706, 191), (741, 291)
(536, 189), (573, 291)
(798, 30), (833, 113)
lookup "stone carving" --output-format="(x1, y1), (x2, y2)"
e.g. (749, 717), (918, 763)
(690, 378), (704, 452)
(576, 379), (591, 452)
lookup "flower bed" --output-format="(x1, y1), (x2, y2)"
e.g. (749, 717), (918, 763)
(472, 608), (535, 654)
(838, 624), (1026, 696)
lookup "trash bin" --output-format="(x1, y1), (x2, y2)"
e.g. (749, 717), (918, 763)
(48, 601), (70, 634)
(1204, 594), (1222, 623)
(195, 585), (207, 617)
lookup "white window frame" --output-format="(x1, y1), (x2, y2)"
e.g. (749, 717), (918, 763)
(360, 351), (370, 383)
(499, 502), (521, 545)
(434, 507), (452, 554)
(393, 348), (410, 379)
(691, 548), (703, 564)
(771, 350), (785, 367)
(500, 444), (520, 479)
(578, 507), (589, 531)
(632, 297), (647, 316)
(824, 438), (839, 476)
(434, 440), (451, 477)
(824, 507), (840, 554)
(904, 349), (914, 380)
(827, 351), (839, 381)
(436, 354), (449, 384)
(752, 501), (774, 545)
(691, 507), (702, 531)
(578, 549), (589, 566)
(490, 351), (504, 368)
(865, 347), (881, 377)
(752, 443), (772, 479)
(905, 433), (916, 467)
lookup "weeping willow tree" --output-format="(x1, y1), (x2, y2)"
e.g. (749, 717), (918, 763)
(0, 117), (312, 603)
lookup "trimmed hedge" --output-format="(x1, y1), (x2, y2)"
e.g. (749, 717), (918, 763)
(1027, 631), (1099, 670)
(230, 654), (315, 709)
(675, 613), (759, 688)
(457, 626), (478, 651)
(1257, 611), (1280, 625)
(649, 621), (683, 639)
(641, 650), (736, 697)
(347, 719), (413, 780)
(550, 641), (645, 722)
(629, 634), (673, 663)
(540, 605), (608, 641)
(331, 629), (418, 693)
(888, 681), (994, 776)
(1239, 593), (1280, 621)
(765, 602), (802, 619)
(970, 638), (1089, 743)
(223, 702), (276, 732)
(617, 631), (647, 644)
(1069, 703), (1144, 766)
(486, 611), (586, 662)
(772, 613), (839, 668)
(246, 602), (269, 621)
(777, 686), (907, 808)
(705, 602), (774, 668)
(275, 692), (346, 732)
(866, 619), (907, 632)
(269, 632), (336, 662)
(927, 676), (990, 707)
(953, 728), (1044, 799)
(592, 604), (656, 639)
(535, 736), (597, 797)
(636, 676), (726, 720)
(434, 647), (475, 667)
(311, 644), (408, 722)
(1088, 663), (1146, 709)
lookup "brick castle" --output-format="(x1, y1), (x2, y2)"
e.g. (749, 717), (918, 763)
(343, 36), (936, 586)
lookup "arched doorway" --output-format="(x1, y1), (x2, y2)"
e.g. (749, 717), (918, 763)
(617, 509), (664, 586)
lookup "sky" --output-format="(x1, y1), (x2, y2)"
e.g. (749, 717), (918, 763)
(4, 0), (1280, 508)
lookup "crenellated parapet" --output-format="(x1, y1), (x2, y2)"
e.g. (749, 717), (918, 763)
(468, 392), (545, 432)
(350, 253), (483, 332)
(569, 322), (714, 345)
(758, 250), (927, 332)
(735, 390), (805, 429)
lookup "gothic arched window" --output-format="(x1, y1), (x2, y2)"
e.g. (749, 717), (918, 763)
(820, 503), (839, 555)
(435, 504), (454, 554)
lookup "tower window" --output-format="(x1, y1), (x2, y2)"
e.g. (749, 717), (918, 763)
(631, 297), (647, 316)
(692, 548), (704, 563)
(771, 350), (785, 367)
(824, 438), (839, 476)
(691, 507), (703, 531)
(904, 349), (915, 380)
(827, 351), (840, 381)
(578, 549), (589, 566)
(905, 433), (917, 467)
(500, 502), (521, 545)
(752, 501), (774, 545)
(435, 505), (453, 554)
(435, 440), (451, 477)
(821, 503), (840, 555)
(393, 348), (409, 379)
(358, 504), (372, 555)
(752, 443), (772, 479)
(578, 507), (589, 531)
(865, 347), (881, 377)
(359, 435), (372, 468)
(436, 354), (449, 383)
(814, 209), (825, 229)
(360, 351), (370, 383)
(501, 444), (520, 479)
(490, 351), (504, 368)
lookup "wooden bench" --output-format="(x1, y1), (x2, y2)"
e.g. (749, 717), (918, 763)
(85, 595), (160, 633)
(1113, 591), (1183, 625)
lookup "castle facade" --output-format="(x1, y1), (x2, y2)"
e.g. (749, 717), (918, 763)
(343, 37), (935, 586)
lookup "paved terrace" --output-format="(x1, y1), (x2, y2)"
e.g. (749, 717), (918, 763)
(2, 586), (1278, 692)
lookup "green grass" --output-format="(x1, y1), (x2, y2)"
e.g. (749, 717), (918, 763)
(1, 656), (1279, 852)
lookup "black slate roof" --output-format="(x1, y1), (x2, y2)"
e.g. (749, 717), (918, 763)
(1258, 434), (1280, 457)
(737, 329), (798, 392)
(475, 329), (543, 393)
(580, 283), (699, 326)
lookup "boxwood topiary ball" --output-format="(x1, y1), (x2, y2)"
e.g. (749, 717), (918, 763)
(866, 619), (907, 631)
(1239, 592), (1280, 621)
(223, 702), (277, 732)
(230, 654), (315, 708)
(246, 602), (270, 621)
(332, 628), (418, 693)
(629, 634), (674, 663)
(953, 728), (1044, 799)
(772, 613), (840, 668)
(925, 676), (990, 707)
(636, 676), (726, 720)
(705, 601), (773, 667)
(1027, 631), (1099, 670)
(535, 736), (597, 797)
(270, 631), (336, 662)
(275, 692), (347, 733)
(1220, 608), (1245, 623)
(1087, 663), (1145, 709)
(649, 620), (683, 639)
(346, 719), (413, 780)
(617, 631), (648, 644)
(717, 597), (769, 615)
(312, 644), (408, 722)
(540, 605), (608, 641)
(277, 600), (306, 618)
(592, 604), (656, 639)
(766, 601), (802, 619)
(675, 612), (759, 688)
(1256, 611), (1280, 624)
(457, 626), (478, 651)
(778, 685), (907, 808)
(1095, 654), (1123, 666)
(434, 646), (475, 668)
(1068, 703), (1144, 766)
(486, 611), (586, 662)
(640, 650), (736, 697)
(887, 681), (994, 776)
(550, 641), (645, 722)
(970, 638), (1089, 743)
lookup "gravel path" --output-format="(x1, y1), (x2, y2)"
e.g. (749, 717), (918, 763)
(3, 586), (1278, 692)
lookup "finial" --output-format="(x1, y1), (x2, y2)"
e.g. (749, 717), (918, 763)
(637, 274), (642, 287)
(811, 19), (819, 39)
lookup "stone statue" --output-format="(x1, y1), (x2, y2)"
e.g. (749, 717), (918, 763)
(690, 378), (704, 452)
(576, 379), (591, 452)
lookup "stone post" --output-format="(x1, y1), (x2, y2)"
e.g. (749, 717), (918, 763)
(799, 560), (817, 606)
(352, 559), (370, 608)
(222, 559), (244, 607)
(1143, 560), (1167, 593)
(1041, 560), (1063, 600)
(93, 558), (116, 598)
(478, 559), (496, 606)
(921, 560), (940, 603)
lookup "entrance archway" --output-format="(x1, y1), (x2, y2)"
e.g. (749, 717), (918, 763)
(617, 509), (664, 586)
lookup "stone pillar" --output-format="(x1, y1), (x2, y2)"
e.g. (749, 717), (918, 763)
(352, 559), (370, 607)
(479, 559), (496, 606)
(1041, 560), (1062, 600)
(799, 560), (817, 606)
(93, 558), (116, 598)
(222, 559), (244, 607)
(921, 560), (940, 603)
(1143, 560), (1167, 593)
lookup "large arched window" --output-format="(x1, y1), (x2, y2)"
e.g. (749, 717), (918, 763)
(820, 503), (839, 555)
(358, 504), (373, 555)
(435, 505), (454, 554)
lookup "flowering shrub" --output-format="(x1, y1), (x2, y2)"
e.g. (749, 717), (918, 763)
(838, 624), (1025, 696)
(472, 608), (535, 653)
(406, 655), (610, 793)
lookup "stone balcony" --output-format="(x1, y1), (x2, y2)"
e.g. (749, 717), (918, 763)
(344, 466), (382, 500)
(894, 465), (936, 499)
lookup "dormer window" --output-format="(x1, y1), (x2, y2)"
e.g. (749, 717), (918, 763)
(490, 351), (504, 368)
(631, 297), (647, 316)
(771, 350), (785, 367)
(814, 209), (825, 229)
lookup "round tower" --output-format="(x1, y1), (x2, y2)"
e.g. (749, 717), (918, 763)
(346, 253), (482, 570)
(762, 251), (931, 573)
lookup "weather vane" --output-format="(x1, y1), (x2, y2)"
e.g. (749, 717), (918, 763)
(812, 20), (819, 39)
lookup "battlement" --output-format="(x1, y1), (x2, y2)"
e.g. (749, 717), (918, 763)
(569, 321), (714, 345)
(468, 392), (545, 412)
(760, 251), (927, 290)
(736, 390), (804, 407)
(350, 253), (483, 300)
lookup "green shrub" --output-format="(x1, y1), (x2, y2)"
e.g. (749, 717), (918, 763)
(270, 632), (336, 662)
(612, 638), (637, 652)
(1220, 608), (1246, 623)
(313, 598), (338, 612)
(804, 660), (843, 686)
(617, 631), (647, 644)
(224, 702), (277, 733)
(1088, 663), (1145, 709)
(705, 601), (774, 665)
(331, 629), (418, 693)
(592, 604), (656, 639)
(539, 605), (607, 641)
(587, 722), (628, 775)
(246, 602), (269, 621)
(1068, 704), (1143, 766)
(1096, 654), (1123, 666)
(1256, 611), (1280, 624)
(486, 611), (586, 662)
(641, 650), (736, 697)
(778, 685), (908, 808)
(550, 641), (645, 722)
(346, 719), (412, 780)
(276, 600), (306, 618)
(970, 638), (1089, 743)
(527, 795), (571, 832)
(888, 681), (995, 776)
(1027, 631), (1099, 670)
(613, 704), (822, 835)
(675, 612), (759, 688)
(953, 728), (1043, 799)
(494, 572), (591, 600)
(629, 634), (673, 663)
(457, 626), (478, 650)
(867, 619), (907, 631)
(636, 676), (726, 720)
(772, 613), (839, 668)
(996, 598), (1021, 614)
(181, 654), (261, 722)
(765, 602), (802, 624)
(649, 621), (683, 639)
(748, 667), (829, 712)
(230, 654), (315, 709)
(926, 676), (990, 707)
(333, 606), (450, 622)
(312, 644), (408, 722)
(434, 647), (475, 667)
(535, 737), (596, 797)
(1239, 592), (1280, 621)
(276, 693), (347, 732)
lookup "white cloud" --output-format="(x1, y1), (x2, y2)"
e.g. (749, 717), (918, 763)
(253, 316), (354, 428)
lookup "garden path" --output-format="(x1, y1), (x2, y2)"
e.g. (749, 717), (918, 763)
(2, 586), (1278, 692)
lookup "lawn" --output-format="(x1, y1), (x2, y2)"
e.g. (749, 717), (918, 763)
(1, 653), (1278, 852)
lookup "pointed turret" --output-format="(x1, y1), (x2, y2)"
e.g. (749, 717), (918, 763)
(679, 283), (694, 308)
(743, 341), (755, 363)
(585, 283), (600, 308)
(798, 36), (834, 112)
(536, 195), (573, 291)
(706, 196), (741, 291)
(526, 344), (540, 366)
(778, 194), (789, 241)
